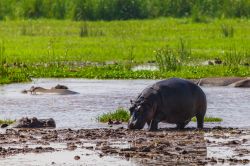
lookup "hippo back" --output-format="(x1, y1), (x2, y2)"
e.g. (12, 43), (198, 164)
(153, 78), (206, 123)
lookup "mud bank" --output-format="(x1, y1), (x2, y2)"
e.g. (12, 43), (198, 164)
(0, 127), (249, 165)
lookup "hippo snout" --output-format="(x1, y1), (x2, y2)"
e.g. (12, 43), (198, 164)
(128, 119), (137, 129)
(128, 117), (145, 130)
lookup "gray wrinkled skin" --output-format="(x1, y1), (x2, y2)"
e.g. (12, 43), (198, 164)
(21, 85), (78, 95)
(128, 78), (207, 131)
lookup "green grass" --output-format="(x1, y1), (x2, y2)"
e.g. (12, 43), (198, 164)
(0, 119), (15, 125)
(97, 108), (130, 123)
(97, 108), (223, 123)
(0, 18), (250, 63)
(0, 18), (250, 84)
(192, 117), (223, 122)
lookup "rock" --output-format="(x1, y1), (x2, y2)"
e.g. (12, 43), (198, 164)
(11, 117), (56, 128)
(74, 155), (80, 160)
(0, 124), (8, 128)
(67, 143), (77, 150)
(139, 146), (151, 152)
(214, 58), (222, 64)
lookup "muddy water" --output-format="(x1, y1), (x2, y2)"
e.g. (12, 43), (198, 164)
(0, 78), (249, 129)
(0, 144), (135, 166)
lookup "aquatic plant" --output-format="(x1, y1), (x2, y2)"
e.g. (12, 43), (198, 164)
(0, 119), (15, 125)
(192, 116), (223, 122)
(97, 108), (130, 123)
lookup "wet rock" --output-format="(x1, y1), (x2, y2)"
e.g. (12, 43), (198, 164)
(214, 58), (222, 64)
(121, 147), (137, 151)
(84, 146), (94, 150)
(213, 126), (223, 130)
(74, 155), (80, 160)
(210, 157), (217, 163)
(0, 124), (8, 128)
(11, 117), (56, 128)
(67, 143), (77, 151)
(139, 146), (151, 152)
(175, 147), (182, 151)
(225, 140), (241, 145)
(181, 150), (188, 154)
(242, 139), (248, 143)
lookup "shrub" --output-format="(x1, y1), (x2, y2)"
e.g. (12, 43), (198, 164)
(221, 24), (234, 37)
(155, 46), (181, 72)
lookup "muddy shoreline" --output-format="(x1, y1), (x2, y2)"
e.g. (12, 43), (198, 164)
(0, 127), (249, 165)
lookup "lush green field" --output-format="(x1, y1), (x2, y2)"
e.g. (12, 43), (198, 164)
(1, 18), (250, 62)
(0, 18), (249, 84)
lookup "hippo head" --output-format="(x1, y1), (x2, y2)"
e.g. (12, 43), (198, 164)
(128, 98), (154, 130)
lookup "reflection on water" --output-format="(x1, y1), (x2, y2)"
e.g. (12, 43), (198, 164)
(0, 146), (134, 166)
(0, 78), (249, 129)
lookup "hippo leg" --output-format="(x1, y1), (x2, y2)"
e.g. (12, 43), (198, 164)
(196, 113), (205, 129)
(148, 119), (160, 131)
(176, 122), (188, 129)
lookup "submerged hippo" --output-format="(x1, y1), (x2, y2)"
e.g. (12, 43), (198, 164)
(196, 77), (244, 86)
(52, 84), (69, 89)
(11, 117), (56, 128)
(229, 78), (250, 88)
(21, 85), (78, 95)
(128, 78), (207, 131)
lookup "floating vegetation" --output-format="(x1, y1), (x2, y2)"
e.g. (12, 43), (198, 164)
(97, 108), (130, 123)
(192, 116), (223, 122)
(0, 119), (15, 125)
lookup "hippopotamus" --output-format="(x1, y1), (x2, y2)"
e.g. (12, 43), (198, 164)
(52, 84), (69, 89)
(21, 85), (78, 95)
(228, 78), (250, 88)
(192, 77), (250, 88)
(196, 77), (245, 86)
(128, 78), (207, 131)
(11, 117), (56, 128)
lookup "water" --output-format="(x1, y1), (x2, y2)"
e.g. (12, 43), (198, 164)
(0, 143), (135, 166)
(0, 78), (249, 129)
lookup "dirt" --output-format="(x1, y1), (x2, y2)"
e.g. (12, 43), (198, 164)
(0, 127), (249, 165)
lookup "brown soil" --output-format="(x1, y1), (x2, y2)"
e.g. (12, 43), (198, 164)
(0, 127), (249, 165)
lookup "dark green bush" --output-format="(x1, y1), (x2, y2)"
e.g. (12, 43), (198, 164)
(0, 0), (250, 21)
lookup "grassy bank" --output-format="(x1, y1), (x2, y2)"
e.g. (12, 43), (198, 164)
(1, 64), (249, 84)
(0, 18), (249, 84)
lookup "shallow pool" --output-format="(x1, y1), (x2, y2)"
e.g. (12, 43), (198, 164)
(0, 79), (249, 129)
